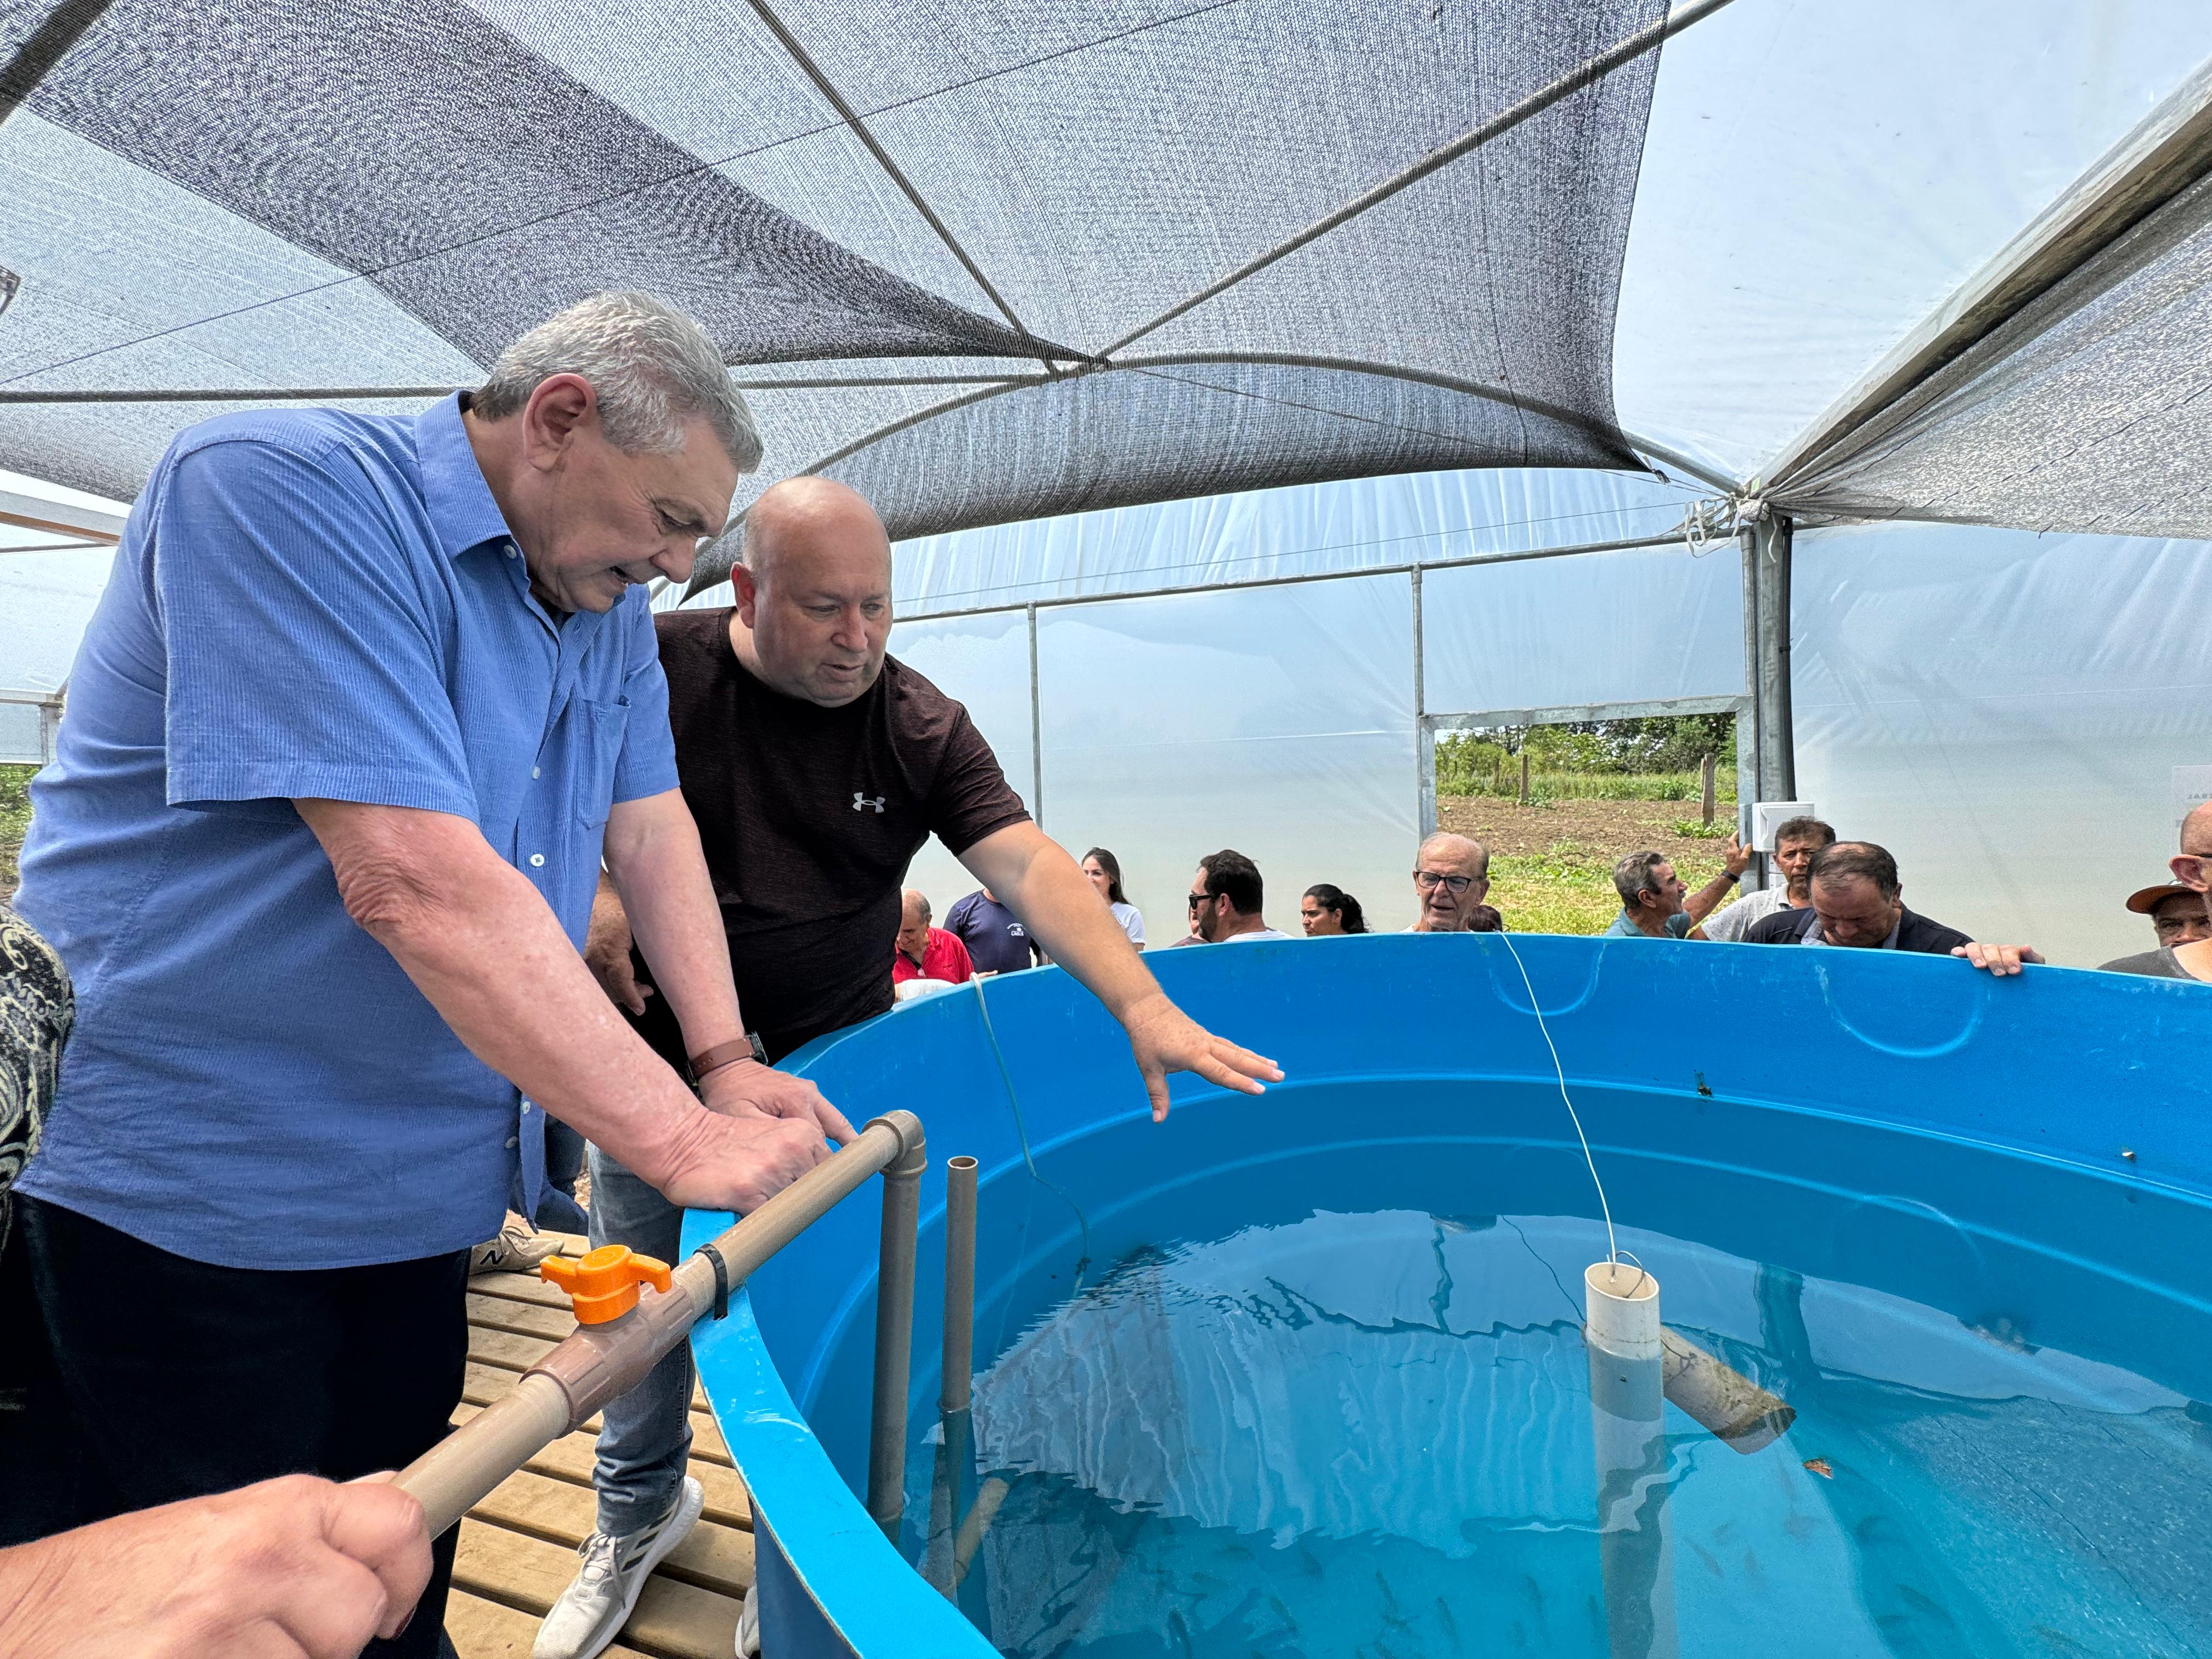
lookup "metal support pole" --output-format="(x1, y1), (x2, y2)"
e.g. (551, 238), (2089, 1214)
(1738, 515), (1796, 891)
(1026, 602), (1045, 831)
(1751, 512), (1796, 806)
(1412, 568), (1435, 837)
(867, 1129), (929, 1539)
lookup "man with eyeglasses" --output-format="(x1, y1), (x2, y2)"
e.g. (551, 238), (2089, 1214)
(1186, 850), (1293, 944)
(1406, 833), (1503, 932)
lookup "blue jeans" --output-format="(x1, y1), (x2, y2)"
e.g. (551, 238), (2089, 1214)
(585, 1146), (693, 1537)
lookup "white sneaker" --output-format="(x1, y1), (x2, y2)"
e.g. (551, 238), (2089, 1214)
(532, 1477), (705, 1659)
(470, 1220), (562, 1276)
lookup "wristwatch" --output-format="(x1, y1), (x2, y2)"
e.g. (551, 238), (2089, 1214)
(689, 1031), (768, 1081)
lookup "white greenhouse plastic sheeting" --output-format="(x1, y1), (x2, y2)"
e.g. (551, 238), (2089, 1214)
(1421, 538), (1743, 716)
(1793, 521), (2212, 970)
(894, 574), (1418, 942)
(673, 464), (1708, 619)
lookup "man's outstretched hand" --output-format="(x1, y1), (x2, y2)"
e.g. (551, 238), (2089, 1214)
(698, 1058), (858, 1147)
(0, 1473), (431, 1659)
(1120, 991), (1283, 1123)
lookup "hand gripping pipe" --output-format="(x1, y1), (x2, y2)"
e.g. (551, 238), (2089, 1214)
(394, 1111), (927, 1540)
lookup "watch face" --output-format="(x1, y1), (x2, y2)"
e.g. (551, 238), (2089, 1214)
(748, 1031), (768, 1065)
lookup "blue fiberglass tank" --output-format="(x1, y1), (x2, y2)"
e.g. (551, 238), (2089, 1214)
(683, 934), (2212, 1658)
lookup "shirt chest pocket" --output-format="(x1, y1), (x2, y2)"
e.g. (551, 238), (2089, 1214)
(568, 696), (630, 833)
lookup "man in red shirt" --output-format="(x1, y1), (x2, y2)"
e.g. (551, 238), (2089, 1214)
(893, 889), (973, 987)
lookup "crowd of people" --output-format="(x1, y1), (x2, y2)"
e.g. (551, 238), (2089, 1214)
(0, 289), (2205, 1659)
(893, 808), (2212, 986)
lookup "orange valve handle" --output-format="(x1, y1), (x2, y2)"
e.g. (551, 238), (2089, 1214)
(540, 1244), (673, 1325)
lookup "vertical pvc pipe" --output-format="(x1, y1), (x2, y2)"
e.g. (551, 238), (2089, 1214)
(867, 1132), (928, 1539)
(941, 1155), (978, 1417)
(927, 1155), (980, 1594)
(1585, 1262), (1678, 1659)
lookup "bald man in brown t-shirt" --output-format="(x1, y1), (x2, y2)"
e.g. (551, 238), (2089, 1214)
(538, 479), (1280, 1658)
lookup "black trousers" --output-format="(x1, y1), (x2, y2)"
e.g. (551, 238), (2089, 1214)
(15, 1195), (470, 1658)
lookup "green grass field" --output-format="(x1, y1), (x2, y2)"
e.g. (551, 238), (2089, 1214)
(1, 764), (33, 898)
(1442, 766), (1739, 804)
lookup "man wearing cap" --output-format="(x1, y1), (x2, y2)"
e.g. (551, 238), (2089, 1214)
(2104, 802), (2212, 980)
(2099, 882), (2212, 977)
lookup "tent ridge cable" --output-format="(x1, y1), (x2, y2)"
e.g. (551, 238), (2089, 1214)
(737, 0), (1070, 362)
(1092, 0), (1738, 360)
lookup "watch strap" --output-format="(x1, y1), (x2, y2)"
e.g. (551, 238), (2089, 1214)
(689, 1032), (766, 1079)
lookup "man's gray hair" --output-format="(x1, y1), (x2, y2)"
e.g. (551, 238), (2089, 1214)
(902, 888), (932, 924)
(1611, 850), (1669, 909)
(473, 292), (763, 471)
(1416, 831), (1489, 881)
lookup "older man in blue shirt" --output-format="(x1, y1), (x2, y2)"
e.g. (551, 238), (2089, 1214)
(9, 294), (844, 1654)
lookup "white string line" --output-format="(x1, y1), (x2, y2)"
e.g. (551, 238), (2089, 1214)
(1488, 929), (1621, 1267)
(969, 975), (1093, 1284)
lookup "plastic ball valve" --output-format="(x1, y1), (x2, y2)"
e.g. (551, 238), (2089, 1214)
(541, 1243), (673, 1325)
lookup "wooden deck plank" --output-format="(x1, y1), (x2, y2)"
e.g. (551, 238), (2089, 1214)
(455, 1520), (741, 1659)
(459, 1365), (735, 1467)
(470, 1271), (578, 1312)
(449, 1406), (751, 1530)
(466, 1327), (713, 1412)
(446, 1589), (652, 1659)
(472, 1468), (754, 1599)
(467, 1291), (578, 1340)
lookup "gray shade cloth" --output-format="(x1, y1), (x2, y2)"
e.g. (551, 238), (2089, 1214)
(0, 0), (1666, 538)
(1773, 168), (2212, 540)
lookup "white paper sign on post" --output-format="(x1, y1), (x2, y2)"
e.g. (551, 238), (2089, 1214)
(2172, 767), (2212, 831)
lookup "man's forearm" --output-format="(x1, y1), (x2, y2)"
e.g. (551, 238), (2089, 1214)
(299, 800), (704, 1187)
(1685, 872), (1736, 924)
(966, 826), (1161, 1020)
(603, 794), (745, 1061)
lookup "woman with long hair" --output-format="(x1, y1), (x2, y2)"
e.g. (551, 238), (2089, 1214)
(1301, 883), (1368, 935)
(1081, 847), (1146, 949)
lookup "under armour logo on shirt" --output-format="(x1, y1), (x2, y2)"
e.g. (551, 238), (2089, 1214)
(853, 793), (886, 813)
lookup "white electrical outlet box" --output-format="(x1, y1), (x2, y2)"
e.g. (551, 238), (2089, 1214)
(1746, 800), (1817, 851)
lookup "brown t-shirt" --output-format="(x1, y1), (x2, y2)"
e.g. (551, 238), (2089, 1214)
(629, 608), (1029, 1061)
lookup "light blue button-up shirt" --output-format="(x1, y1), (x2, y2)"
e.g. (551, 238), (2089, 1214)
(14, 395), (678, 1269)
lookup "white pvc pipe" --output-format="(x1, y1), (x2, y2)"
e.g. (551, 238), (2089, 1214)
(1584, 1260), (1662, 1360)
(1585, 1261), (1678, 1659)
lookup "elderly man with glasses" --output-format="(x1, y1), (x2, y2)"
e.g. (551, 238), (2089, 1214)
(1406, 833), (1503, 932)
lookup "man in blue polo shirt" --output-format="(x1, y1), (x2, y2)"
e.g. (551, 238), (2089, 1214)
(8, 294), (846, 1653)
